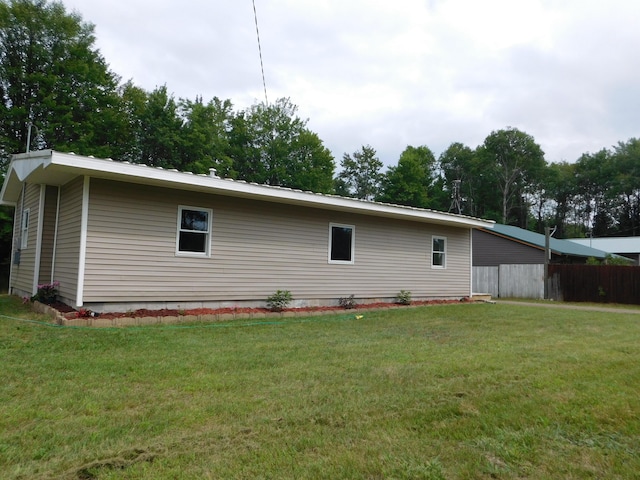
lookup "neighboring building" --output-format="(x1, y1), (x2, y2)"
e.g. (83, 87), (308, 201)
(472, 223), (619, 299)
(473, 224), (613, 266)
(1, 150), (494, 312)
(566, 237), (640, 265)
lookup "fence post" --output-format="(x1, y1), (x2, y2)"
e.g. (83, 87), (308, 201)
(544, 227), (550, 299)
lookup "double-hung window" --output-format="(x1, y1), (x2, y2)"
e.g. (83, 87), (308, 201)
(20, 209), (29, 249)
(177, 206), (212, 256)
(432, 236), (446, 268)
(329, 223), (355, 264)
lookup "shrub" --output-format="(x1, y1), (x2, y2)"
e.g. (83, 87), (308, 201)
(395, 290), (412, 305)
(338, 295), (357, 309)
(266, 290), (292, 312)
(31, 281), (60, 304)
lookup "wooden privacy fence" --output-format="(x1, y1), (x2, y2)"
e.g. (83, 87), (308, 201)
(473, 264), (544, 299)
(549, 264), (640, 304)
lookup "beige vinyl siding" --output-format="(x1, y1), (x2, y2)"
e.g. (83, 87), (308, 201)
(54, 177), (83, 304)
(38, 185), (58, 284)
(10, 183), (41, 295)
(82, 178), (471, 303)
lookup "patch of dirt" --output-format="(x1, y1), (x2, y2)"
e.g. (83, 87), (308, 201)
(59, 298), (471, 319)
(47, 301), (77, 314)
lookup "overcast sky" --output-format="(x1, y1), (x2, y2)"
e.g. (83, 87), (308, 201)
(62, 0), (640, 168)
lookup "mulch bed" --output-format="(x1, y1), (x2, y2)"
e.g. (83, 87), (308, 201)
(61, 298), (471, 320)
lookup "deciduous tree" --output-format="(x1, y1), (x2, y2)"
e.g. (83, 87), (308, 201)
(478, 128), (546, 225)
(377, 145), (436, 208)
(0, 0), (121, 165)
(337, 145), (383, 200)
(229, 97), (335, 193)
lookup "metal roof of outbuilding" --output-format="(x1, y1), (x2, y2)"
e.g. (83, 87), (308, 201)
(482, 224), (613, 259)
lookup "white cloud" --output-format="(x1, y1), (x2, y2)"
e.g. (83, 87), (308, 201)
(62, 0), (640, 166)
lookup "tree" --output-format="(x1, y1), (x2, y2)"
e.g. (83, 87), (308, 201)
(544, 161), (578, 238)
(0, 0), (122, 165)
(283, 129), (335, 193)
(377, 145), (436, 208)
(229, 97), (335, 193)
(179, 96), (234, 176)
(438, 142), (482, 216)
(574, 149), (616, 237)
(136, 85), (182, 169)
(113, 80), (147, 163)
(337, 145), (383, 200)
(478, 128), (546, 225)
(611, 138), (640, 236)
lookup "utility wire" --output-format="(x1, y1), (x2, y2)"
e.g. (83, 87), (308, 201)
(252, 0), (269, 105)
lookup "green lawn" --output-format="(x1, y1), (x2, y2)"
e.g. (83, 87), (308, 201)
(1, 295), (639, 479)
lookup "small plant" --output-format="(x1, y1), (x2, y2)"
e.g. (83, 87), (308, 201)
(31, 281), (60, 304)
(338, 295), (357, 309)
(266, 290), (292, 312)
(395, 290), (412, 305)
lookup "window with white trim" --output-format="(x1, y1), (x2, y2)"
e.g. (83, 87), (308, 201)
(329, 223), (354, 264)
(20, 208), (29, 249)
(176, 206), (212, 256)
(432, 236), (446, 268)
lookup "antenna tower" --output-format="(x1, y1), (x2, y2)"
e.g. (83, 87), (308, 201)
(449, 179), (462, 214)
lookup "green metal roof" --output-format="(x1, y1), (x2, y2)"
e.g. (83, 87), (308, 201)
(483, 224), (612, 259)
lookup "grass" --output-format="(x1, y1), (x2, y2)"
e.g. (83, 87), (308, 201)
(1, 295), (639, 479)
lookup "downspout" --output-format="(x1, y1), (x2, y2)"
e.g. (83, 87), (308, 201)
(50, 186), (61, 283)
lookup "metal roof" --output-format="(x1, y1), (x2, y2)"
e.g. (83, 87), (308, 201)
(567, 237), (640, 254)
(1, 150), (495, 229)
(483, 223), (613, 259)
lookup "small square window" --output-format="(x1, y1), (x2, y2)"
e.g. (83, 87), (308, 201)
(329, 223), (354, 264)
(177, 206), (212, 256)
(432, 236), (446, 268)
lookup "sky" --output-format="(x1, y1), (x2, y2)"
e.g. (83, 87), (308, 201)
(62, 0), (640, 168)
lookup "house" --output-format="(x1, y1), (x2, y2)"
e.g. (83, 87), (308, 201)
(472, 223), (621, 298)
(566, 237), (640, 265)
(1, 150), (494, 312)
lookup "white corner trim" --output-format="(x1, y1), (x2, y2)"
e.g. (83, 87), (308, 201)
(76, 176), (90, 307)
(468, 228), (473, 296)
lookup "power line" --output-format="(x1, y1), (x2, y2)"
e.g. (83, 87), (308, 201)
(252, 0), (269, 105)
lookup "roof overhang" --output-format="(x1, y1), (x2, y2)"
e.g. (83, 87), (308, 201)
(1, 150), (495, 229)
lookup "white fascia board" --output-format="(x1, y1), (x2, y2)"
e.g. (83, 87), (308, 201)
(0, 150), (54, 205)
(43, 151), (494, 229)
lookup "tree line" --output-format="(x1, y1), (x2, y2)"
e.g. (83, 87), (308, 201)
(1, 0), (640, 246)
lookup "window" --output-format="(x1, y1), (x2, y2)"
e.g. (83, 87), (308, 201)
(329, 223), (354, 264)
(432, 236), (446, 268)
(20, 209), (29, 249)
(177, 206), (212, 256)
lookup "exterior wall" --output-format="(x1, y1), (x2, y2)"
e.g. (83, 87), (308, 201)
(10, 183), (41, 296)
(473, 229), (544, 266)
(53, 177), (83, 305)
(82, 178), (472, 310)
(38, 185), (59, 285)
